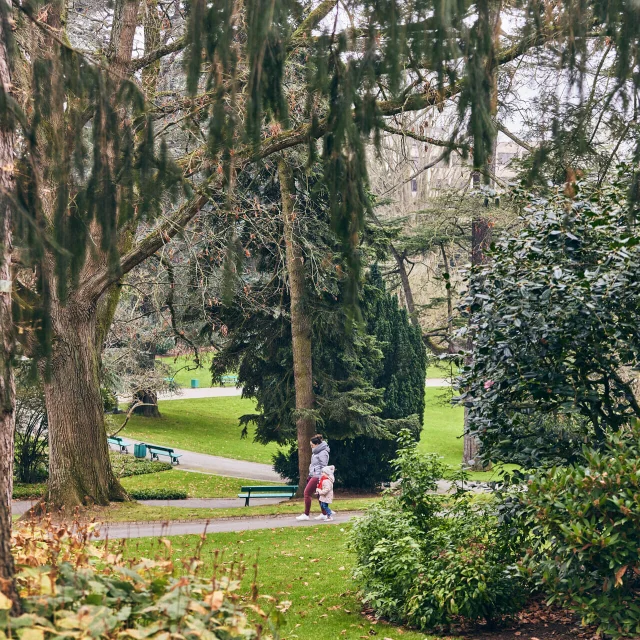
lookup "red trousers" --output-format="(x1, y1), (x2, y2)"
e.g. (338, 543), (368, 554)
(303, 476), (326, 515)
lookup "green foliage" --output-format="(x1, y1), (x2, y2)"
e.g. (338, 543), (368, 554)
(127, 487), (188, 500)
(101, 387), (118, 413)
(14, 368), (48, 484)
(391, 430), (447, 521)
(459, 175), (640, 468)
(209, 163), (425, 488)
(109, 454), (172, 478)
(350, 433), (527, 630)
(521, 424), (640, 638)
(6, 521), (280, 639)
(12, 483), (46, 500)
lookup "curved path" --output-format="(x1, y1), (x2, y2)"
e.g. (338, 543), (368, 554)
(99, 511), (361, 539)
(155, 447), (281, 482)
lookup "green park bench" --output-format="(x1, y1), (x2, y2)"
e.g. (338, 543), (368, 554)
(145, 444), (182, 465)
(221, 374), (238, 386)
(238, 485), (298, 507)
(107, 436), (130, 453)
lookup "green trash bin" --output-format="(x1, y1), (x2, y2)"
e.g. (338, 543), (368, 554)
(134, 443), (147, 459)
(191, 379), (200, 388)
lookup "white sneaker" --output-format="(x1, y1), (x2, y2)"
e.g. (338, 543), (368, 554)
(325, 516), (334, 522)
(314, 514), (327, 520)
(296, 514), (310, 521)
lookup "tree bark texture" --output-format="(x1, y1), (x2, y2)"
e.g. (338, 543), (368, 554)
(132, 391), (160, 418)
(36, 0), (142, 508)
(278, 159), (316, 492)
(463, 211), (493, 470)
(44, 302), (128, 507)
(0, 11), (21, 611)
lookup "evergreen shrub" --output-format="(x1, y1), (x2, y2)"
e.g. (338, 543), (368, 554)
(521, 425), (640, 638)
(128, 487), (188, 500)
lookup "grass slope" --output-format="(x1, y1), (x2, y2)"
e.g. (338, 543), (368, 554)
(121, 388), (480, 473)
(120, 525), (442, 640)
(120, 469), (276, 498)
(160, 353), (452, 387)
(120, 396), (279, 463)
(157, 354), (216, 388)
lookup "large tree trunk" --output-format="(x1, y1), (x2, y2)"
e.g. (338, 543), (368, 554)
(0, 11), (20, 611)
(38, 0), (142, 508)
(45, 302), (128, 507)
(278, 159), (316, 492)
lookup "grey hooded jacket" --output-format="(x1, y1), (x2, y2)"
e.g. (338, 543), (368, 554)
(308, 442), (330, 478)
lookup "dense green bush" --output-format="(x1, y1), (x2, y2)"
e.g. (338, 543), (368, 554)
(101, 386), (118, 412)
(109, 452), (172, 477)
(273, 426), (419, 490)
(459, 179), (640, 469)
(128, 487), (188, 500)
(12, 483), (46, 500)
(521, 425), (640, 638)
(350, 432), (526, 631)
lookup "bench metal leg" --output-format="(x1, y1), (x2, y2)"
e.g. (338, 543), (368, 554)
(245, 495), (250, 507)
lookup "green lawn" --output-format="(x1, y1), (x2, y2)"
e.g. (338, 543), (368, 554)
(117, 396), (279, 463)
(162, 354), (453, 386)
(426, 361), (460, 379)
(84, 497), (378, 522)
(157, 354), (216, 388)
(419, 386), (464, 465)
(120, 469), (275, 498)
(118, 386), (507, 481)
(120, 525), (443, 640)
(419, 386), (515, 481)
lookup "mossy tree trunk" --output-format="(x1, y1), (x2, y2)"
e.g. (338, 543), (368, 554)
(0, 12), (20, 612)
(44, 296), (128, 507)
(37, 0), (142, 508)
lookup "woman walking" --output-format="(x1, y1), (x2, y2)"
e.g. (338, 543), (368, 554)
(296, 435), (330, 521)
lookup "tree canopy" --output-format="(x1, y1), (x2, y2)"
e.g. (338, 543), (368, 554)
(459, 172), (640, 467)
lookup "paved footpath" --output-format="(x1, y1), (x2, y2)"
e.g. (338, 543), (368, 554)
(108, 444), (282, 482)
(98, 511), (361, 539)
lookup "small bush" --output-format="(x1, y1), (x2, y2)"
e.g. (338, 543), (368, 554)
(128, 487), (188, 500)
(522, 426), (640, 638)
(350, 431), (527, 631)
(14, 367), (48, 484)
(351, 500), (424, 623)
(4, 521), (282, 639)
(101, 386), (118, 412)
(109, 451), (172, 477)
(12, 483), (46, 500)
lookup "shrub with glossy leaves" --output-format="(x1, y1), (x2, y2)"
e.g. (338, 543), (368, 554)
(458, 176), (640, 468)
(521, 424), (640, 638)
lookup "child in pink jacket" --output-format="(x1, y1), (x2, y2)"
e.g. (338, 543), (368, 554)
(315, 465), (335, 521)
